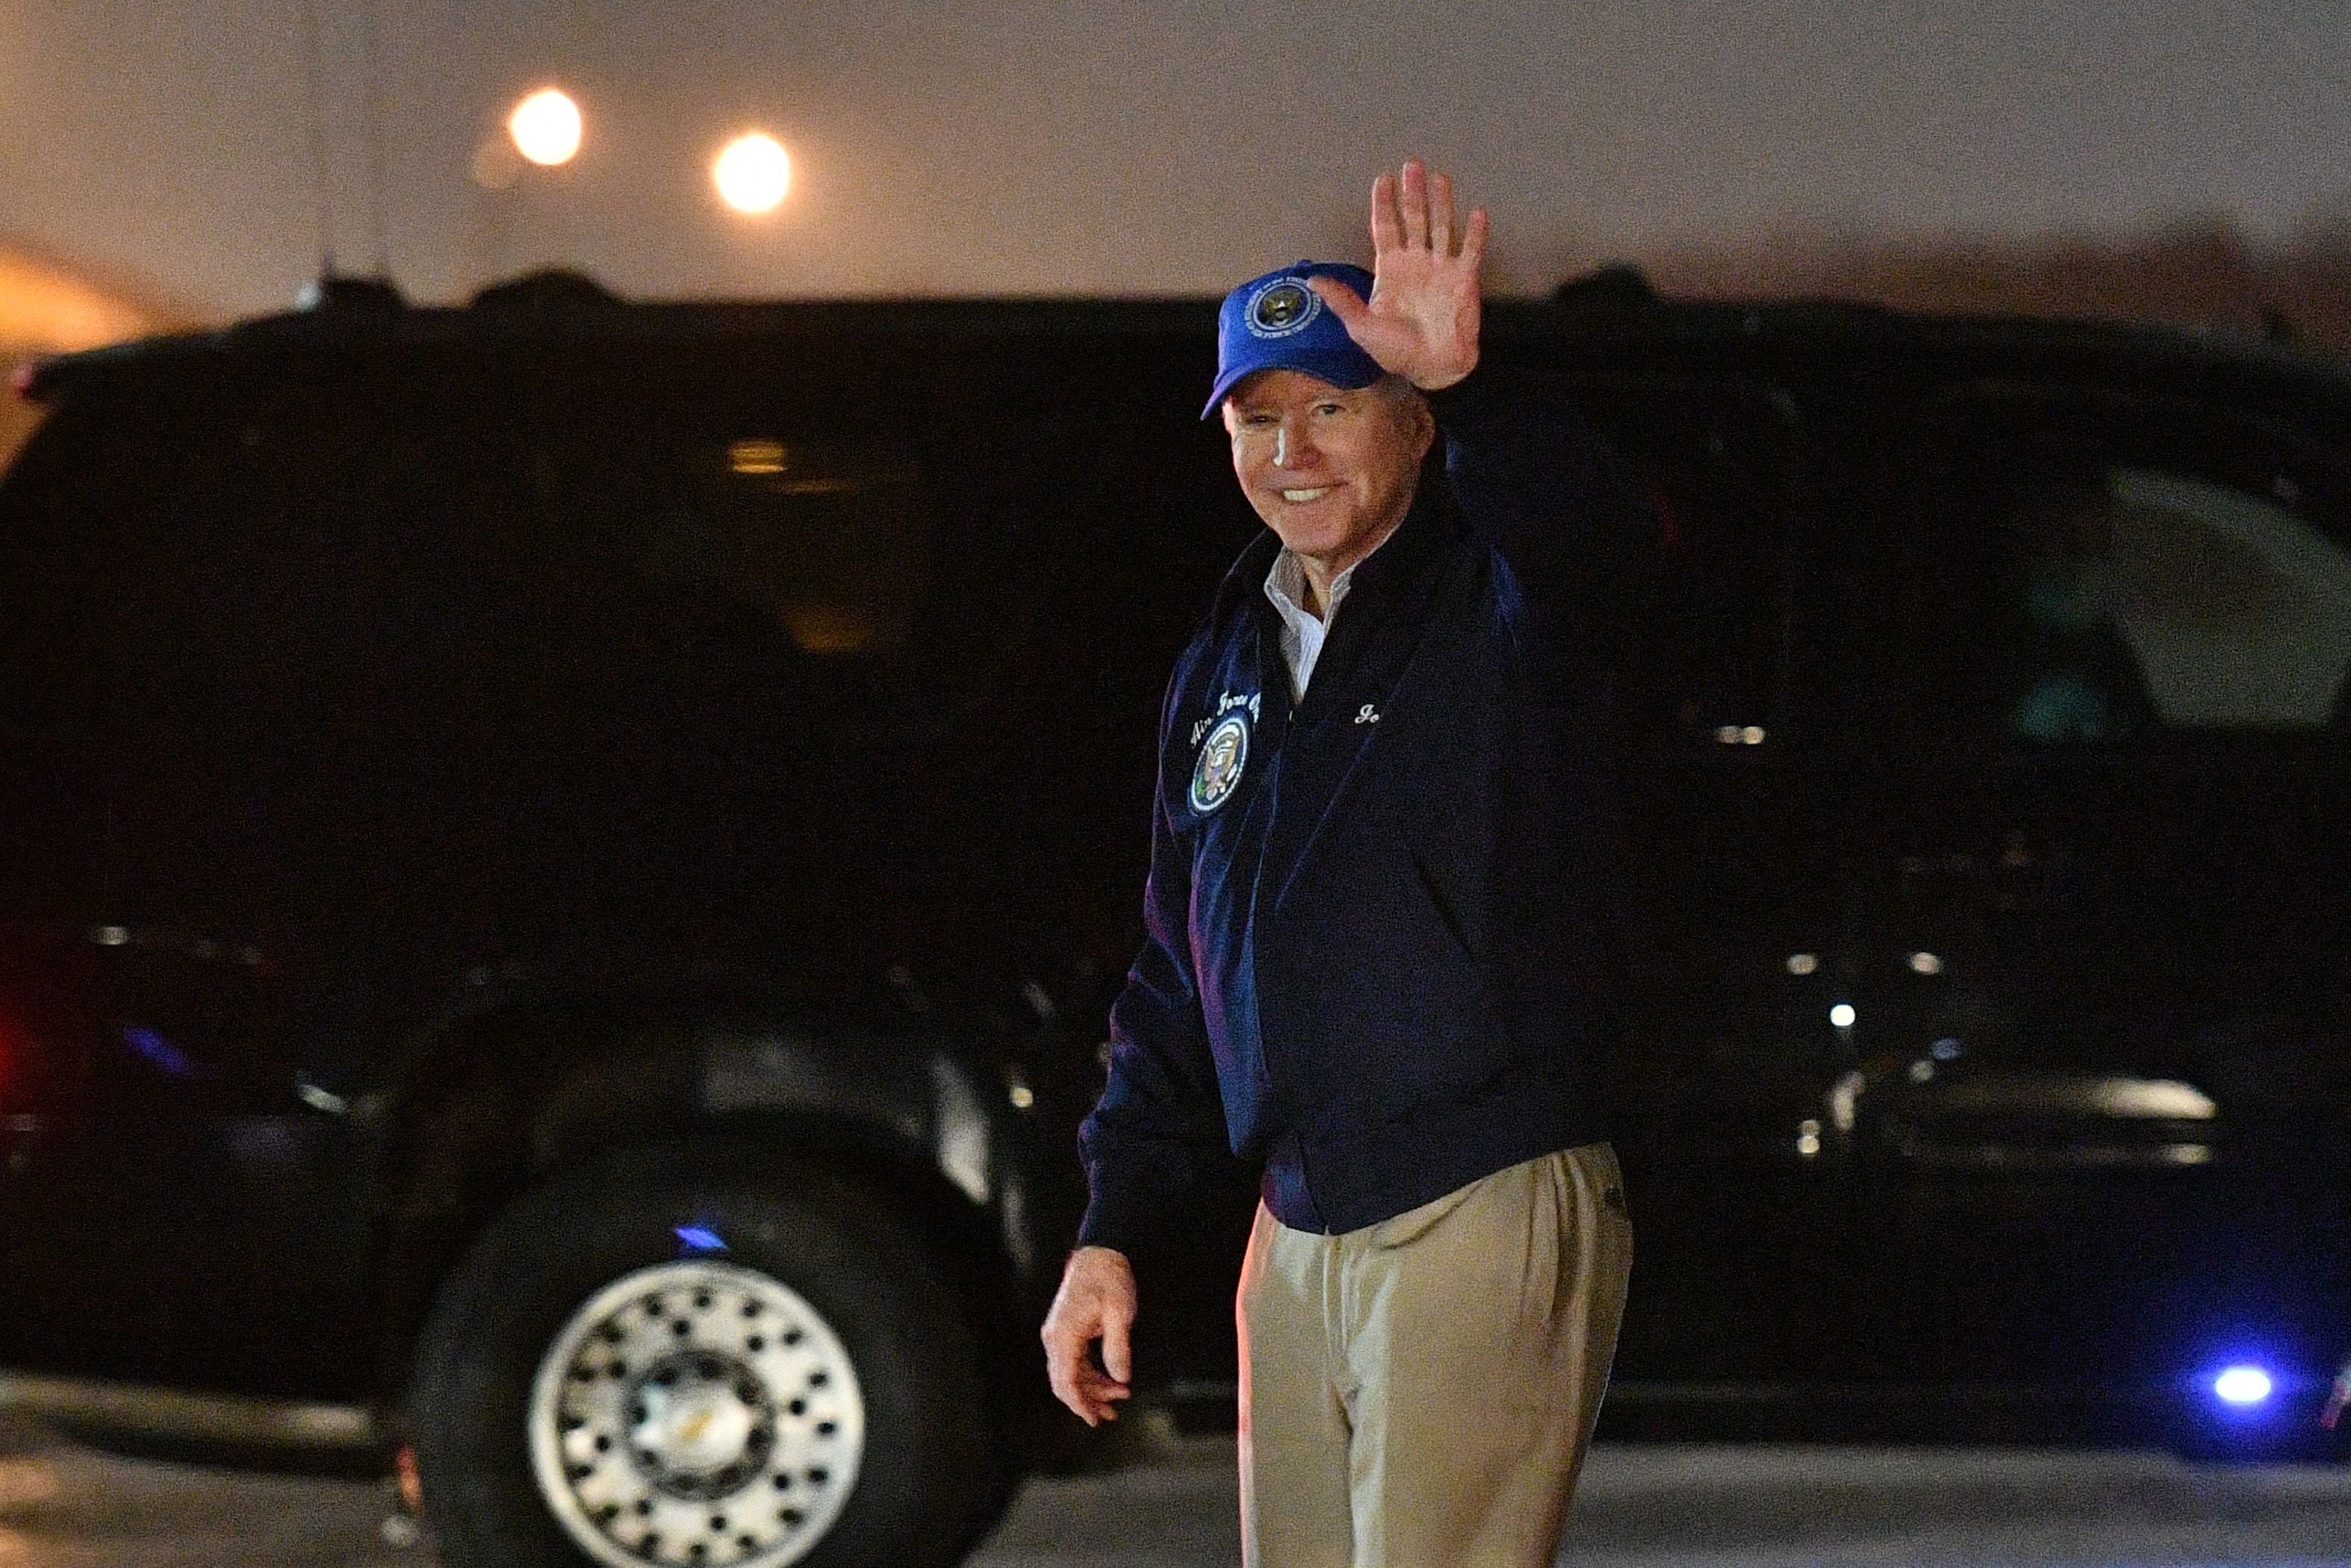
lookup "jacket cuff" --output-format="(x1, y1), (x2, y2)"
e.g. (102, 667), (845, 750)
(1074, 1173), (1158, 1257)
(1420, 362), (1500, 426)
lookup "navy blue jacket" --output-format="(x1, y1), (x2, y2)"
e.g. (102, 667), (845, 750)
(1078, 367), (1656, 1249)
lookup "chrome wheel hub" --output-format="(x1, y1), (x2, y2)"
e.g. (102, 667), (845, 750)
(627, 1349), (773, 1498)
(529, 1260), (865, 1568)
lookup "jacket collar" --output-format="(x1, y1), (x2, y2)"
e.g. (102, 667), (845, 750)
(1332, 462), (1456, 615)
(1233, 463), (1459, 723)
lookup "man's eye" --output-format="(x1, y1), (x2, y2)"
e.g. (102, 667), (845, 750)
(1316, 404), (1344, 416)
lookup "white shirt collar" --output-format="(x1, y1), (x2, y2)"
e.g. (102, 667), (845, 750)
(1263, 550), (1359, 701)
(1264, 549), (1359, 623)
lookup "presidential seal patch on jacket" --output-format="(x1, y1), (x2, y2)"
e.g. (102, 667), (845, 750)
(1189, 712), (1249, 814)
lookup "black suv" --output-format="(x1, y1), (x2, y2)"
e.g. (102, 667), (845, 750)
(3, 274), (2349, 1568)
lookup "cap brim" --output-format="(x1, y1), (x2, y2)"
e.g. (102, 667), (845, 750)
(1199, 355), (1384, 421)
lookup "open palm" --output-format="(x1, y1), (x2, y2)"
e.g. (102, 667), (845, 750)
(1307, 159), (1486, 392)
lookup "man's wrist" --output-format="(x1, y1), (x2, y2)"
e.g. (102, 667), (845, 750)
(1412, 353), (1479, 393)
(1419, 360), (1488, 414)
(1077, 1177), (1157, 1257)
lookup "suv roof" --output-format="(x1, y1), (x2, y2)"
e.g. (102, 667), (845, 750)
(21, 268), (2351, 442)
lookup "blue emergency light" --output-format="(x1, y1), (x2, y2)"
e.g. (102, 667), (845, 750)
(2213, 1364), (2274, 1407)
(673, 1225), (728, 1254)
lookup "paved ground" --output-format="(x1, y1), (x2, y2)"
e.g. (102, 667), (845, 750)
(6, 1415), (2351, 1565)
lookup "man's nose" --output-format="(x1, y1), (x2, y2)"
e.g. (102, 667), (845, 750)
(1273, 420), (1315, 470)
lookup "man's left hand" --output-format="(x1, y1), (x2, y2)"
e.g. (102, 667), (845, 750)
(1041, 1245), (1137, 1426)
(1308, 158), (1485, 392)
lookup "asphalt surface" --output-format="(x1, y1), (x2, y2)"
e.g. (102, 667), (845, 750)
(5, 1416), (2351, 1565)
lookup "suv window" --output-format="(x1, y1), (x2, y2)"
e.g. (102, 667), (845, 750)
(1575, 385), (1801, 746)
(539, 340), (1117, 724)
(1891, 390), (2351, 741)
(663, 434), (930, 657)
(2099, 467), (2351, 729)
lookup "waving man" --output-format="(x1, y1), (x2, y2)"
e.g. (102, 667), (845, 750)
(1045, 160), (1655, 1568)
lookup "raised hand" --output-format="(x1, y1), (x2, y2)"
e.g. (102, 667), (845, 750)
(1307, 159), (1486, 391)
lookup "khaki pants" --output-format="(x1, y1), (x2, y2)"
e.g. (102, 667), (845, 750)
(1235, 1143), (1633, 1568)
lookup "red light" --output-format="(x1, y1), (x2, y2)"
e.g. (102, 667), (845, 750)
(396, 1441), (423, 1511)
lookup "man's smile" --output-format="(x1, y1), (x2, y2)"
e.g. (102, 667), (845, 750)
(1280, 487), (1333, 503)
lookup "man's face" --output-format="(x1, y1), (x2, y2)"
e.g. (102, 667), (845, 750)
(1221, 369), (1434, 570)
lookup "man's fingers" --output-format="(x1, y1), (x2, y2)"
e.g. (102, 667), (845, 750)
(1045, 1342), (1114, 1425)
(1049, 1350), (1131, 1427)
(1046, 1353), (1082, 1420)
(1369, 169), (1403, 255)
(1101, 1307), (1134, 1385)
(1305, 273), (1369, 327)
(1461, 206), (1491, 272)
(1070, 1365), (1131, 1426)
(1429, 170), (1454, 255)
(1305, 275), (1398, 364)
(1398, 159), (1430, 249)
(1042, 1324), (1083, 1407)
(1077, 1363), (1133, 1406)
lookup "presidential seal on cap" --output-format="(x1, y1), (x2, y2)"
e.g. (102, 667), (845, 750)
(1243, 276), (1322, 337)
(1202, 261), (1385, 420)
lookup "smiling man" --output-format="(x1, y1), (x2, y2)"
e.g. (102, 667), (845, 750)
(1226, 358), (1432, 615)
(1043, 161), (1653, 1567)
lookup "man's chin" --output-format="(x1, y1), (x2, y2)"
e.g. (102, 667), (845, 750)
(1263, 517), (1364, 558)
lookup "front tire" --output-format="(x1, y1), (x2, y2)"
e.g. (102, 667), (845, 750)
(409, 1150), (1005, 1568)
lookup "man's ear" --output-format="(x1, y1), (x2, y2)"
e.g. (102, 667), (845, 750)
(1375, 374), (1435, 450)
(1407, 391), (1436, 462)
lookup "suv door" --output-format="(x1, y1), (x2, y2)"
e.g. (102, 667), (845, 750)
(1583, 379), (1895, 1394)
(534, 329), (1268, 1393)
(1849, 385), (2351, 1413)
(0, 399), (117, 1375)
(0, 363), (550, 1396)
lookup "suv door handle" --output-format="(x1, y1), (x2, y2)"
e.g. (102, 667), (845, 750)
(1898, 850), (1986, 880)
(4, 1112), (38, 1172)
(1898, 839), (2039, 880)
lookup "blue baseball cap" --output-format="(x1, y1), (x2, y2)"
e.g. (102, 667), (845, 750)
(1202, 261), (1384, 420)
